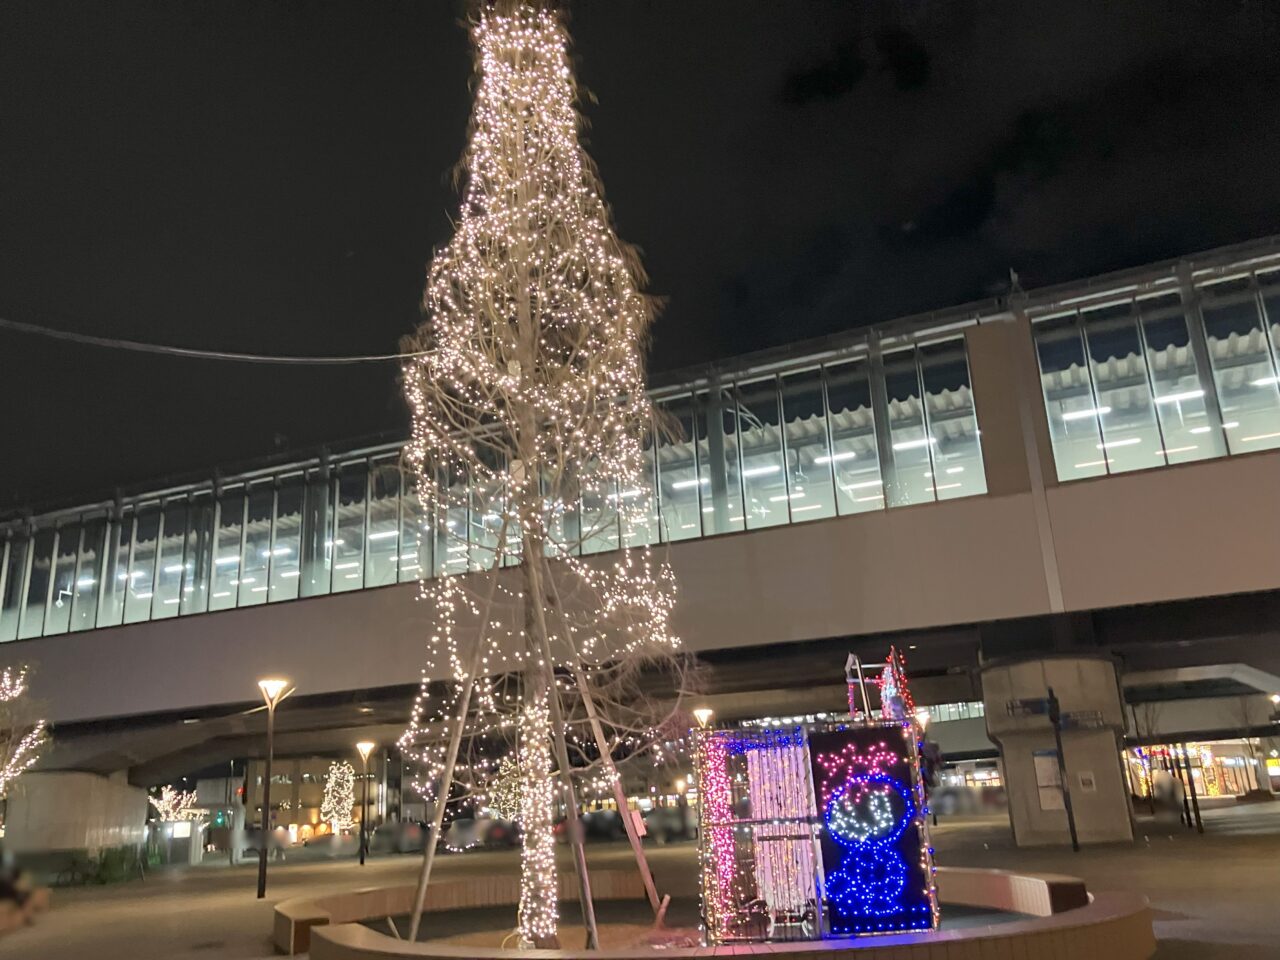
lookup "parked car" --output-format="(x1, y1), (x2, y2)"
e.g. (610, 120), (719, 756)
(439, 816), (519, 851)
(642, 805), (696, 843)
(369, 821), (427, 854)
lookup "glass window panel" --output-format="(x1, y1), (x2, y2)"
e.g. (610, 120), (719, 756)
(579, 463), (619, 555)
(735, 377), (789, 529)
(44, 524), (80, 635)
(98, 516), (130, 627)
(1138, 299), (1224, 464)
(153, 501), (189, 619)
(656, 395), (702, 541)
(781, 369), (836, 523)
(1034, 314), (1107, 480)
(18, 529), (54, 639)
(883, 348), (936, 506)
(238, 484), (273, 607)
(440, 464), (469, 575)
(919, 339), (987, 500)
(540, 462), (571, 559)
(824, 360), (883, 513)
(0, 536), (30, 641)
(1263, 271), (1280, 356)
(1198, 284), (1280, 455)
(270, 476), (304, 602)
(1201, 291), (1280, 454)
(469, 452), (504, 569)
(124, 506), (160, 624)
(333, 463), (367, 592)
(181, 494), (214, 615)
(399, 476), (430, 583)
(210, 489), (244, 612)
(1082, 305), (1164, 473)
(367, 460), (401, 586)
(621, 426), (660, 547)
(300, 469), (333, 598)
(71, 518), (106, 632)
(696, 388), (744, 535)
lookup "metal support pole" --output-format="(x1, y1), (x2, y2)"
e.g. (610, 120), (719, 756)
(570, 661), (661, 914)
(1179, 743), (1203, 834)
(1047, 688), (1080, 852)
(539, 565), (659, 916)
(527, 554), (598, 949)
(257, 702), (275, 898)
(407, 556), (508, 942)
(360, 755), (370, 865)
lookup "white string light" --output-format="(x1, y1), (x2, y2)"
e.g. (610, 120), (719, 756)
(394, 2), (689, 945)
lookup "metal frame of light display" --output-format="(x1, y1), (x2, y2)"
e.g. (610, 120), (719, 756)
(693, 649), (939, 943)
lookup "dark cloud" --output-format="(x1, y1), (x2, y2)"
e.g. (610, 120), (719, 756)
(875, 27), (931, 91)
(781, 41), (866, 105)
(2, 0), (1279, 508)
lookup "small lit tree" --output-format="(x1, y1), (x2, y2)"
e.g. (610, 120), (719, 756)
(0, 665), (48, 801)
(150, 784), (202, 822)
(321, 761), (357, 833)
(397, 0), (692, 946)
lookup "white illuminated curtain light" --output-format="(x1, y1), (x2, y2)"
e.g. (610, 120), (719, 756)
(746, 741), (819, 921)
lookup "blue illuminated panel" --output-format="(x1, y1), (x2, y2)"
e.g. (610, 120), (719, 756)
(808, 725), (935, 936)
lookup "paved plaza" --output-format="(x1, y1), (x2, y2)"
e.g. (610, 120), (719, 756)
(2, 804), (1277, 960)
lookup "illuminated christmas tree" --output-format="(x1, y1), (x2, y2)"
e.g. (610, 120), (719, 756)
(0, 665), (47, 801)
(150, 784), (201, 822)
(321, 761), (357, 833)
(397, 0), (689, 946)
(485, 755), (523, 822)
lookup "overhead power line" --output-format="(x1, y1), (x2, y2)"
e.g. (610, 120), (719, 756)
(0, 315), (429, 365)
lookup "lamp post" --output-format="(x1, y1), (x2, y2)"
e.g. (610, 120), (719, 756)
(356, 741), (375, 866)
(693, 707), (714, 729)
(256, 677), (291, 899)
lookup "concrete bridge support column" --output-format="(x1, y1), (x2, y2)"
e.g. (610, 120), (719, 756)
(981, 656), (1133, 846)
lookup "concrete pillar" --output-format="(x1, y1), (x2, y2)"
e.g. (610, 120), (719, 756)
(982, 656), (1133, 846)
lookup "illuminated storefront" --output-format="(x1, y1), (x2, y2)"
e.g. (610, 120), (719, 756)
(1124, 740), (1269, 799)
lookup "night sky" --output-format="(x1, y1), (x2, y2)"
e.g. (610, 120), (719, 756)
(3, 1), (1278, 511)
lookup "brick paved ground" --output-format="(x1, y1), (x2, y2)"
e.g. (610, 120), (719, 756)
(2, 803), (1276, 959)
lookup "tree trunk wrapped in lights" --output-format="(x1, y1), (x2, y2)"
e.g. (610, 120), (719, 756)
(397, 0), (692, 948)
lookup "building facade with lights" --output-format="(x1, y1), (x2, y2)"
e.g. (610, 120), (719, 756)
(3, 236), (1280, 850)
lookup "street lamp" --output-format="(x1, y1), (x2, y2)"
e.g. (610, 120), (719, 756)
(692, 707), (714, 729)
(256, 677), (291, 899)
(356, 741), (375, 866)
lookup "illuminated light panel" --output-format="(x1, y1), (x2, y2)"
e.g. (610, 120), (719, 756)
(810, 727), (937, 936)
(1154, 389), (1204, 404)
(892, 437), (936, 451)
(1096, 437), (1141, 449)
(815, 451), (856, 464)
(1061, 405), (1110, 421)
